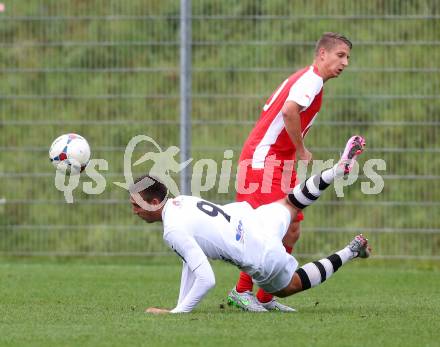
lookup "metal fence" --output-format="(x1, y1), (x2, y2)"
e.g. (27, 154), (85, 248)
(1, 0), (439, 259)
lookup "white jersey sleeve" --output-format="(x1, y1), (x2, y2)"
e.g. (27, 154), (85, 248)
(164, 230), (207, 272)
(175, 261), (196, 305)
(164, 230), (216, 313)
(170, 261), (215, 313)
(286, 66), (323, 110)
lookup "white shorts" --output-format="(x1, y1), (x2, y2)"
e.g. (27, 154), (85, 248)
(250, 241), (299, 293)
(238, 202), (297, 293)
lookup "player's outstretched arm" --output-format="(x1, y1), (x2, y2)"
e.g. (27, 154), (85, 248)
(170, 261), (216, 313)
(145, 261), (215, 314)
(160, 230), (216, 313)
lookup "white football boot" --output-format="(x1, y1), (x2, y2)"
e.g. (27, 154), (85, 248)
(227, 288), (268, 312)
(259, 299), (296, 312)
(348, 234), (371, 258)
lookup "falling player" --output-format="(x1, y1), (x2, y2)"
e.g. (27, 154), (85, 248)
(131, 136), (369, 313)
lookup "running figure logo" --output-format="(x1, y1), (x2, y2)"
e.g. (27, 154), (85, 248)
(114, 135), (192, 210)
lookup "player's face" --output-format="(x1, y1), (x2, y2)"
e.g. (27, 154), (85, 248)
(321, 42), (350, 80)
(130, 195), (156, 223)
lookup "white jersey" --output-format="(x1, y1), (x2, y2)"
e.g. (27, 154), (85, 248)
(161, 195), (296, 312)
(163, 196), (252, 269)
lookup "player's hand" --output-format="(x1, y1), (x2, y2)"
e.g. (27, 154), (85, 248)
(297, 146), (312, 165)
(145, 307), (171, 314)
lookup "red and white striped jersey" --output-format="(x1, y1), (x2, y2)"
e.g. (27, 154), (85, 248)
(240, 65), (324, 169)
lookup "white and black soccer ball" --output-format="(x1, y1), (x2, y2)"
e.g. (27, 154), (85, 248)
(49, 133), (91, 174)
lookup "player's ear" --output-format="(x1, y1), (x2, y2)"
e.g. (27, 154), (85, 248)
(318, 47), (326, 60)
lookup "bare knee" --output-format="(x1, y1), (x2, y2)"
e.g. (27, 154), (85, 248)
(273, 272), (303, 298)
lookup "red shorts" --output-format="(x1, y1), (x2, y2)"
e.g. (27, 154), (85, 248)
(236, 166), (304, 222)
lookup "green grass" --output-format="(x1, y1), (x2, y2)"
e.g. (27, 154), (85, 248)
(1, 258), (440, 347)
(1, 0), (440, 255)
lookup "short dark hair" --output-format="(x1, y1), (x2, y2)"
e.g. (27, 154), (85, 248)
(131, 174), (168, 203)
(315, 32), (352, 55)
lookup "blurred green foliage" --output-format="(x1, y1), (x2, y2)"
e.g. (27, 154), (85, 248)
(0, 1), (439, 255)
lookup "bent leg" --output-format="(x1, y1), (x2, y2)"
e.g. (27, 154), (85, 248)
(288, 135), (366, 211)
(273, 272), (303, 297)
(256, 218), (302, 304)
(273, 234), (370, 298)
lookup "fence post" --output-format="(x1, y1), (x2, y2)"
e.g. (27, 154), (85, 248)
(180, 0), (192, 195)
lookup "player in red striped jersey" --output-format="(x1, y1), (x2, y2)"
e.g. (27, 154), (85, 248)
(229, 32), (353, 312)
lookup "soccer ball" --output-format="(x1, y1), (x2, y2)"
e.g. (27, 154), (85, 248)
(49, 133), (91, 174)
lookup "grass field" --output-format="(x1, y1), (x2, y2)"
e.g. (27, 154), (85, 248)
(1, 257), (439, 347)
